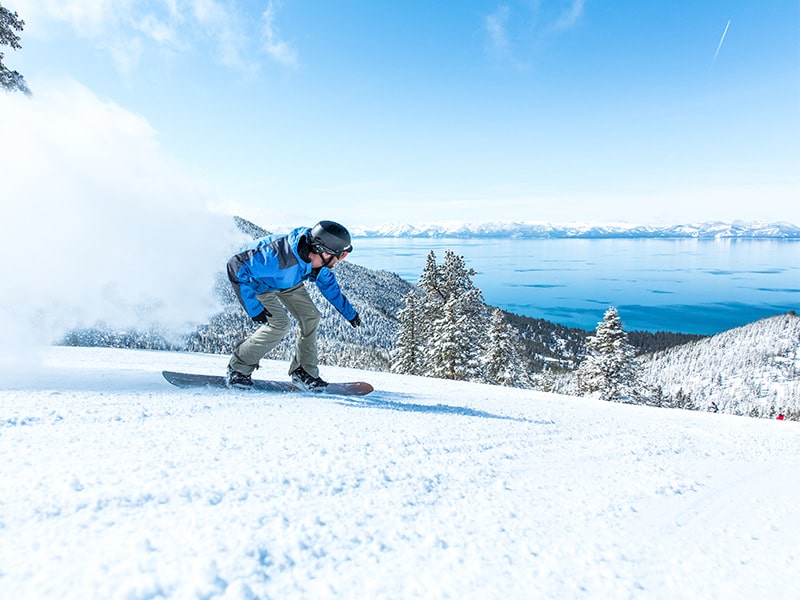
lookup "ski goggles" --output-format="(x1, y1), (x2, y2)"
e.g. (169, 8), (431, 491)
(318, 243), (352, 260)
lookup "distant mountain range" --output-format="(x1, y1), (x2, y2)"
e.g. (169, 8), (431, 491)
(351, 221), (800, 239)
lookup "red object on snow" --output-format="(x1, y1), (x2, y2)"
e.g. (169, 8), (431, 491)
(777, 414), (786, 421)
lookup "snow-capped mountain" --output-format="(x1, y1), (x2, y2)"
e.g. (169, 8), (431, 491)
(351, 220), (800, 239)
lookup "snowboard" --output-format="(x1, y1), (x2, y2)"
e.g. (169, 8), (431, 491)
(162, 370), (374, 396)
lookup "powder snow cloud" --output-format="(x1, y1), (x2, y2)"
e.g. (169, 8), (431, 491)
(0, 80), (244, 360)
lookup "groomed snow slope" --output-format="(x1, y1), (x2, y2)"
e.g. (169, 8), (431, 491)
(1, 347), (798, 599)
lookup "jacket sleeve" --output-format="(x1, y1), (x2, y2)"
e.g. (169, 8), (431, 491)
(314, 268), (357, 321)
(238, 282), (264, 318)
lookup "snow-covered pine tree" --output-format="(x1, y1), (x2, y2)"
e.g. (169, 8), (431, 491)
(483, 308), (532, 387)
(576, 306), (639, 402)
(415, 250), (446, 356)
(430, 288), (483, 380)
(393, 251), (441, 377)
(394, 249), (489, 381)
(392, 290), (425, 376)
(426, 250), (486, 381)
(534, 365), (556, 392)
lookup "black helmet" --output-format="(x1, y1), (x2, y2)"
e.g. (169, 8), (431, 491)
(310, 220), (353, 258)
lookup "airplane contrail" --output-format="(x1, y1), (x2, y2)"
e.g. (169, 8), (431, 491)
(713, 19), (731, 64)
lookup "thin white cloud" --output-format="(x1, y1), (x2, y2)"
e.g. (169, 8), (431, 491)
(137, 12), (179, 45)
(484, 1), (587, 66)
(15, 0), (274, 75)
(553, 0), (586, 31)
(18, 0), (116, 38)
(485, 4), (511, 57)
(191, 0), (259, 73)
(261, 0), (298, 67)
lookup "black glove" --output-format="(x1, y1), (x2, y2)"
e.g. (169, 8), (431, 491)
(349, 313), (361, 328)
(252, 309), (271, 324)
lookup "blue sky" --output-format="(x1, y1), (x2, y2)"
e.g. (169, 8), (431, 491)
(4, 0), (799, 229)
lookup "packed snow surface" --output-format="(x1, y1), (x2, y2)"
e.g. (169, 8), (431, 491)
(1, 347), (798, 599)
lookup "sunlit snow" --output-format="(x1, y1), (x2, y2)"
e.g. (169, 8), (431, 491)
(1, 347), (798, 599)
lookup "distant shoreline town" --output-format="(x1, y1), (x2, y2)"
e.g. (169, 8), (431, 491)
(350, 221), (800, 239)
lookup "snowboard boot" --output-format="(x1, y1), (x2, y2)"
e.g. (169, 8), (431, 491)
(226, 367), (253, 389)
(290, 366), (328, 392)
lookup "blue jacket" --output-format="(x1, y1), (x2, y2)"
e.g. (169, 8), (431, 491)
(227, 227), (357, 321)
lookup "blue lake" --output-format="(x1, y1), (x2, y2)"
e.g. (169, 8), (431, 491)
(349, 238), (800, 334)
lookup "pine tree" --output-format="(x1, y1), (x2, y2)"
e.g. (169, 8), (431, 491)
(425, 250), (487, 380)
(392, 290), (425, 375)
(534, 365), (556, 392)
(483, 308), (532, 387)
(577, 306), (638, 402)
(418, 250), (443, 304)
(393, 251), (441, 377)
(1, 4), (30, 95)
(429, 291), (481, 380)
(394, 249), (490, 382)
(416, 250), (445, 355)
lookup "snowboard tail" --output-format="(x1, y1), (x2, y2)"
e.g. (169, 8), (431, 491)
(162, 370), (373, 396)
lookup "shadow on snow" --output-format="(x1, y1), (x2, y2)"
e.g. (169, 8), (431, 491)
(333, 391), (549, 424)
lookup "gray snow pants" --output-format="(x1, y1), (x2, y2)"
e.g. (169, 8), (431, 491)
(228, 283), (321, 377)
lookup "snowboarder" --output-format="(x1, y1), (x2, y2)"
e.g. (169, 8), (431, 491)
(225, 220), (361, 390)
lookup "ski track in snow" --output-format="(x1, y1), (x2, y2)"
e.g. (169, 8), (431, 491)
(1, 347), (799, 599)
